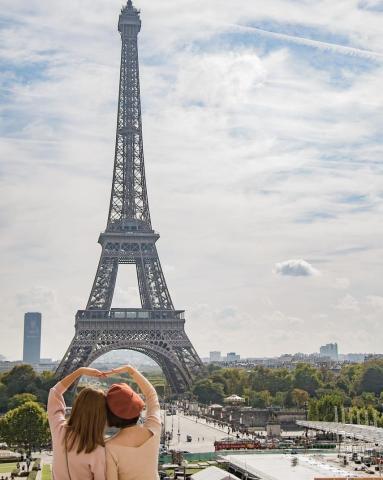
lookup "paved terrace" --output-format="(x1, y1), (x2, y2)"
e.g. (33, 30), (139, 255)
(297, 420), (383, 445)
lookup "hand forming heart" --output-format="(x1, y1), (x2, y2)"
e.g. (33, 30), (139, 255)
(80, 364), (136, 378)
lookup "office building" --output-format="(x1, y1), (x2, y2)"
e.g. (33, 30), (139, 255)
(226, 352), (240, 362)
(319, 342), (338, 360)
(23, 312), (41, 364)
(209, 351), (222, 362)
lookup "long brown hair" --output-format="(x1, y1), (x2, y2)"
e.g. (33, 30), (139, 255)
(65, 388), (106, 454)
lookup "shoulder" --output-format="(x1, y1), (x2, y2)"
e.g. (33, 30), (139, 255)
(105, 431), (121, 445)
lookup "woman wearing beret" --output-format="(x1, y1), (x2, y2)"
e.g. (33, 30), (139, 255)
(104, 365), (161, 480)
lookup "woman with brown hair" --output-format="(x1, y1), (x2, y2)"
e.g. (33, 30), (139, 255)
(104, 365), (161, 480)
(47, 367), (107, 480)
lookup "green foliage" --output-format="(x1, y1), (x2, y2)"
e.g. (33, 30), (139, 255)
(249, 367), (292, 395)
(0, 401), (50, 452)
(292, 388), (309, 408)
(273, 391), (288, 407)
(356, 363), (383, 395)
(293, 364), (321, 395)
(316, 393), (343, 421)
(41, 464), (52, 480)
(8, 393), (38, 410)
(190, 359), (383, 423)
(308, 399), (319, 420)
(1, 365), (38, 397)
(193, 379), (224, 404)
(0, 367), (56, 413)
(0, 463), (17, 474)
(249, 390), (272, 408)
(0, 383), (8, 412)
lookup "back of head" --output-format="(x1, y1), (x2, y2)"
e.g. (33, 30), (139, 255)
(65, 388), (106, 454)
(106, 383), (144, 428)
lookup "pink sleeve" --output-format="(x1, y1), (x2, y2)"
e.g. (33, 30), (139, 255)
(47, 381), (67, 434)
(131, 370), (161, 434)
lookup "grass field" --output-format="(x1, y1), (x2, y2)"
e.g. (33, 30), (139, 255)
(42, 464), (52, 480)
(0, 463), (17, 473)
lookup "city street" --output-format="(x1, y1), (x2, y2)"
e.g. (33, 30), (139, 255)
(163, 412), (237, 453)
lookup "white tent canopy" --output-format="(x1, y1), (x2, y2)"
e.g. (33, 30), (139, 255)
(224, 394), (245, 404)
(191, 466), (241, 480)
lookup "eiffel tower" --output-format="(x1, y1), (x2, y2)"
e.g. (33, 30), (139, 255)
(57, 0), (203, 393)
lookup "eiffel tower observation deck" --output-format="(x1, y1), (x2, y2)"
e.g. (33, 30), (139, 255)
(57, 1), (203, 394)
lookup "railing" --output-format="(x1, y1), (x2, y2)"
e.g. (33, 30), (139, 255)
(76, 308), (185, 321)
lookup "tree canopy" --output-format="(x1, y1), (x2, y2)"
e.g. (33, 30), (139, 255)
(0, 401), (50, 452)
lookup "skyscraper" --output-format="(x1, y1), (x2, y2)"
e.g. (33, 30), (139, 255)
(209, 351), (222, 362)
(23, 312), (41, 364)
(319, 342), (338, 360)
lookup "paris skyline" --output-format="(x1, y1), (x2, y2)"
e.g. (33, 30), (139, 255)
(1, 0), (382, 361)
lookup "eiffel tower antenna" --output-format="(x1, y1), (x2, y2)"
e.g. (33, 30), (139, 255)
(57, 2), (203, 393)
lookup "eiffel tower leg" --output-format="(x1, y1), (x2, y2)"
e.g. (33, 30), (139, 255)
(87, 256), (118, 310)
(135, 249), (174, 310)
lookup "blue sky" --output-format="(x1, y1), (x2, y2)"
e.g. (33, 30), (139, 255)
(0, 0), (382, 360)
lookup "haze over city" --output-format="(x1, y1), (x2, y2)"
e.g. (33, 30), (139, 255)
(1, 0), (383, 361)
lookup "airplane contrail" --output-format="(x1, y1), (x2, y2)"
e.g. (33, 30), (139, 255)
(227, 23), (383, 61)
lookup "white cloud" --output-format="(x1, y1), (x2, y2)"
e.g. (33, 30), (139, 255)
(16, 286), (57, 310)
(274, 259), (320, 277)
(335, 294), (360, 312)
(366, 295), (383, 310)
(231, 24), (383, 61)
(333, 277), (351, 290)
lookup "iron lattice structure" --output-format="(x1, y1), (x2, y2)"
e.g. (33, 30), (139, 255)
(57, 1), (203, 393)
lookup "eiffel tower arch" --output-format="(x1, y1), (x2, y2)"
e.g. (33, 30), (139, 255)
(56, 1), (203, 394)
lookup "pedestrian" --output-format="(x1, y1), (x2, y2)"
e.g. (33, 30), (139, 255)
(104, 365), (161, 480)
(48, 367), (107, 480)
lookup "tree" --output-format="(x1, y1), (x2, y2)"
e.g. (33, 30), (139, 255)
(8, 393), (38, 410)
(193, 380), (224, 404)
(308, 399), (319, 420)
(250, 390), (272, 408)
(356, 364), (383, 395)
(293, 364), (321, 396)
(1, 365), (37, 397)
(248, 367), (292, 395)
(0, 383), (8, 413)
(274, 391), (288, 407)
(317, 394), (343, 421)
(0, 401), (50, 453)
(292, 388), (309, 408)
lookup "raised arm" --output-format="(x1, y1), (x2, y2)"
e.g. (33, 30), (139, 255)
(109, 365), (161, 433)
(48, 368), (104, 433)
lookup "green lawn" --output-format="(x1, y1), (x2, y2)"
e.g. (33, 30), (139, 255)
(0, 463), (17, 473)
(42, 464), (52, 480)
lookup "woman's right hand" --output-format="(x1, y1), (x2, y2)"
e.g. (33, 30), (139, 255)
(107, 365), (136, 376)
